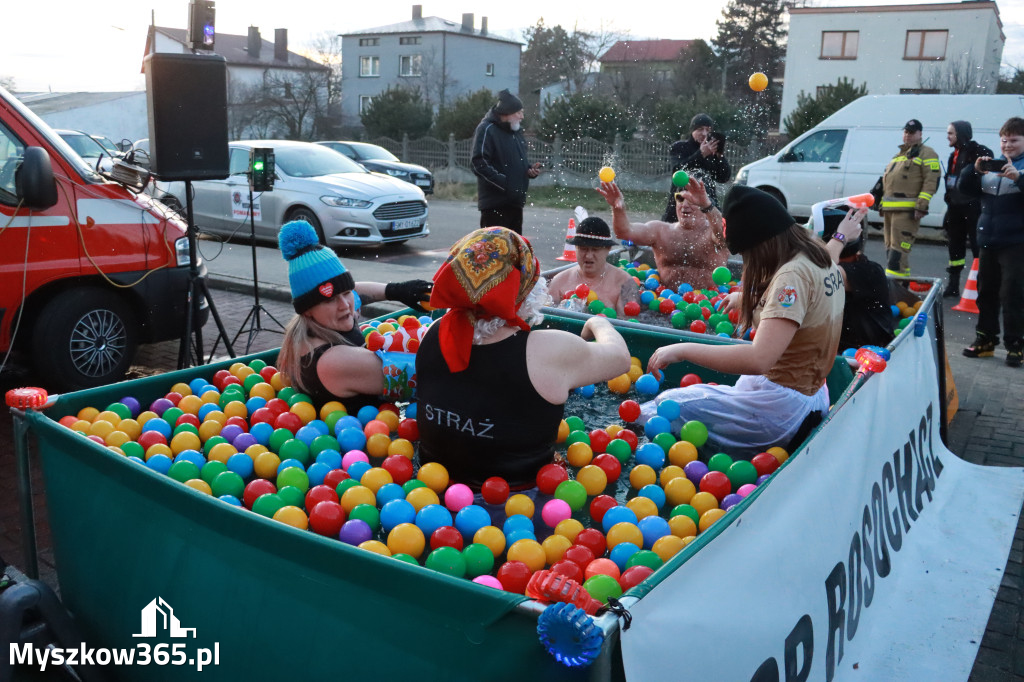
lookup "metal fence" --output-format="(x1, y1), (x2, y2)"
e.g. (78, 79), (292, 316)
(363, 133), (786, 191)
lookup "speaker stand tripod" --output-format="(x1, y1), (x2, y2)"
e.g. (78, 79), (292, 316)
(178, 179), (236, 368)
(231, 183), (285, 354)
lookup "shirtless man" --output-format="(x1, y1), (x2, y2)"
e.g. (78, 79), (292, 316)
(549, 217), (640, 316)
(597, 178), (728, 291)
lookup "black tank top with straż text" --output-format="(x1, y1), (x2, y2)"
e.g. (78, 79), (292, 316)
(416, 325), (564, 488)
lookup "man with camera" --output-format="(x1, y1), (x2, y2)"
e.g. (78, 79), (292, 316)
(660, 113), (731, 222)
(942, 120), (992, 298)
(878, 119), (941, 276)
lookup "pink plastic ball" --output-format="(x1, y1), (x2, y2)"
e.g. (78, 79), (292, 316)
(444, 483), (475, 512)
(541, 498), (573, 528)
(472, 575), (503, 589)
(737, 483), (757, 497)
(342, 450), (370, 471)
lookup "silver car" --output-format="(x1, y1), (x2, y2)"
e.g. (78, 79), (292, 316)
(161, 140), (429, 247)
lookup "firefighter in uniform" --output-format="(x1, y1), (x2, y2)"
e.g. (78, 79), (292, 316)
(879, 119), (941, 275)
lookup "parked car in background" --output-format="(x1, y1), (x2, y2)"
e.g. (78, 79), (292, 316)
(90, 134), (128, 158)
(160, 140), (429, 248)
(55, 129), (117, 172)
(317, 141), (434, 194)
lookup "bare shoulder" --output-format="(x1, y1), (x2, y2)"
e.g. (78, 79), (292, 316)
(528, 328), (584, 357)
(549, 267), (574, 292)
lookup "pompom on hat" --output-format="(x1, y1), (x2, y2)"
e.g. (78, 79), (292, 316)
(721, 185), (796, 255)
(278, 220), (355, 314)
(493, 89), (524, 116)
(429, 227), (540, 372)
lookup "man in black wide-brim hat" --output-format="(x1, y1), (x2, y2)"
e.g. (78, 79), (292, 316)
(549, 216), (640, 316)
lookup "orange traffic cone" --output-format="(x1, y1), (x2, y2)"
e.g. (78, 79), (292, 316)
(952, 257), (980, 314)
(556, 218), (577, 262)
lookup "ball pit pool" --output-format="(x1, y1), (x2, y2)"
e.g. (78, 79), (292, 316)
(20, 311), (855, 681)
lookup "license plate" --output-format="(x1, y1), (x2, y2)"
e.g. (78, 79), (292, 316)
(415, 179), (431, 187)
(392, 218), (420, 230)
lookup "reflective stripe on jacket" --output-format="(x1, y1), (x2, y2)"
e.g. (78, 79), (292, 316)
(881, 143), (941, 213)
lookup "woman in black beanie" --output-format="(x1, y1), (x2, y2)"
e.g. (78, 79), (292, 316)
(642, 183), (850, 457)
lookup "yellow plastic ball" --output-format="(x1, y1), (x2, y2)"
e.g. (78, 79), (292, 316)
(359, 467), (394, 493)
(507, 538), (547, 572)
(320, 401), (347, 421)
(117, 418), (142, 441)
(88, 420), (115, 439)
(270, 372), (290, 392)
(664, 476), (697, 507)
(177, 395), (204, 415)
(554, 518), (584, 544)
(473, 525), (507, 557)
(200, 389), (221, 405)
(653, 534), (686, 562)
(245, 444), (269, 459)
(387, 523), (425, 557)
(233, 365), (256, 381)
(659, 465), (685, 487)
(699, 507), (727, 532)
(289, 401), (317, 425)
(607, 374), (632, 394)
(542, 534), (573, 566)
(107, 446), (126, 457)
(606, 521), (644, 550)
(375, 410), (400, 432)
(668, 514), (698, 539)
(273, 505), (308, 530)
(629, 464), (657, 490)
(556, 420), (570, 443)
(630, 356), (643, 368)
(359, 540), (392, 557)
(170, 382), (192, 396)
(365, 433), (392, 458)
(136, 410), (158, 426)
(680, 535), (697, 548)
(203, 410), (228, 426)
(249, 382), (276, 402)
(77, 406), (100, 422)
(104, 430), (131, 448)
(253, 451), (281, 479)
(94, 410), (122, 426)
(566, 441), (594, 468)
(586, 291), (598, 304)
(605, 424), (624, 438)
(207, 442), (238, 465)
(767, 446), (789, 465)
(505, 493), (535, 519)
(198, 419), (222, 442)
(405, 486), (440, 512)
(598, 166), (616, 183)
(748, 71), (769, 92)
(170, 431), (202, 455)
(576, 465), (608, 496)
(229, 362), (247, 376)
(626, 364), (644, 383)
(417, 462), (449, 493)
(223, 401), (248, 420)
(637, 264), (651, 272)
(690, 491), (719, 517)
(387, 438), (415, 459)
(146, 443), (173, 460)
(341, 485), (377, 512)
(69, 419), (91, 435)
(668, 441), (699, 467)
(183, 479), (213, 495)
(626, 496), (658, 520)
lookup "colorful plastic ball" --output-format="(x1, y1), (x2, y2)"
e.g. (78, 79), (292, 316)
(569, 529), (604, 560)
(608, 541), (641, 572)
(536, 463), (570, 495)
(379, 498), (416, 532)
(699, 507), (726, 532)
(683, 460), (710, 487)
(655, 399), (681, 422)
(562, 544), (596, 572)
(628, 463), (658, 490)
(721, 493), (744, 511)
(387, 523), (425, 557)
(598, 166), (616, 183)
(603, 440), (630, 465)
(338, 427), (367, 453)
(606, 522), (645, 551)
(496, 560), (533, 594)
(644, 416), (672, 440)
(473, 526), (507, 558)
(430, 525), (465, 552)
(415, 504), (453, 539)
(576, 465), (609, 497)
(355, 405), (379, 426)
(251, 493), (285, 519)
(618, 400), (641, 423)
(397, 418), (419, 442)
(450, 504), (487, 541)
(672, 169), (690, 188)
(689, 491), (720, 517)
(463, 543), (496, 578)
(417, 462), (450, 493)
(404, 485), (439, 511)
(752, 452), (782, 477)
(588, 495), (618, 526)
(566, 442), (594, 468)
(707, 452), (734, 474)
(349, 503), (381, 531)
(472, 575), (504, 589)
(443, 483), (474, 512)
(480, 477), (510, 505)
(505, 494), (535, 519)
(585, 557), (621, 582)
(607, 374), (632, 394)
(727, 460), (759, 488)
(668, 513), (698, 540)
(601, 506), (638, 534)
(637, 515), (672, 549)
(554, 480), (587, 512)
(619, 565), (655, 591)
(638, 484), (667, 511)
(145, 453), (173, 475)
(699, 471), (732, 501)
(554, 518), (585, 544)
(749, 71), (769, 92)
(679, 420), (708, 447)
(309, 501), (346, 536)
(625, 549), (663, 572)
(635, 443), (666, 471)
(584, 574), (623, 604)
(541, 499), (573, 528)
(635, 373), (660, 396)
(507, 538), (547, 573)
(667, 441), (698, 468)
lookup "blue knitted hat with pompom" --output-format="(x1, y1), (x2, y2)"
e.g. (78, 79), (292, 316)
(278, 220), (354, 313)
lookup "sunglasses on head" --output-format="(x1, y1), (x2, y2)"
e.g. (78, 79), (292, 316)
(674, 191), (689, 203)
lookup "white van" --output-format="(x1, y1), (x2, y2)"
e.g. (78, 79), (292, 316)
(734, 94), (1024, 227)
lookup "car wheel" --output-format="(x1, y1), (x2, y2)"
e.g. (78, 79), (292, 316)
(160, 193), (183, 215)
(286, 208), (325, 245)
(758, 187), (787, 208)
(31, 288), (138, 392)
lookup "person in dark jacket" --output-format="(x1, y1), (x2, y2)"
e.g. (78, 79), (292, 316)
(470, 89), (542, 235)
(942, 120), (992, 297)
(959, 117), (1024, 368)
(660, 113), (731, 222)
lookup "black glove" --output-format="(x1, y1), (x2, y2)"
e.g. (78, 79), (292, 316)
(385, 279), (433, 312)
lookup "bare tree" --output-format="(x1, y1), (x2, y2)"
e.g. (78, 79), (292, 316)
(917, 52), (994, 94)
(418, 46), (458, 111)
(304, 32), (343, 110)
(259, 69), (330, 140)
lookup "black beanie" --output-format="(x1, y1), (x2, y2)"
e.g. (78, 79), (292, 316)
(721, 186), (796, 255)
(494, 89), (523, 115)
(690, 113), (714, 131)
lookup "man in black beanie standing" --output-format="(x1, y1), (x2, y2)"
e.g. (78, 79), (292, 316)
(471, 89), (542, 234)
(660, 113), (731, 222)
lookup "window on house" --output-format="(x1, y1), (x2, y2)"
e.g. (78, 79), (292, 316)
(485, 63), (494, 76)
(904, 30), (948, 60)
(820, 31), (858, 59)
(359, 96), (373, 115)
(399, 37), (421, 45)
(359, 38), (379, 47)
(400, 54), (422, 77)
(359, 56), (380, 77)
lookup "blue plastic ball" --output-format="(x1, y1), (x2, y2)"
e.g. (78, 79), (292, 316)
(348, 460), (371, 482)
(127, 456), (145, 465)
(334, 415), (363, 436)
(644, 415), (672, 439)
(644, 277), (660, 291)
(141, 418), (171, 439)
(356, 405), (379, 426)
(188, 378), (209, 395)
(196, 403), (220, 421)
(376, 482), (406, 507)
(891, 305), (901, 318)
(338, 427), (367, 453)
(677, 283), (693, 293)
(638, 484), (668, 512)
(380, 498), (417, 531)
(226, 452), (254, 478)
(305, 461), (332, 487)
(315, 449), (342, 470)
(602, 506), (639, 534)
(640, 290), (655, 305)
(245, 396), (267, 416)
(503, 513), (535, 535)
(635, 443), (666, 470)
(295, 425), (321, 446)
(276, 458), (305, 476)
(576, 384), (596, 398)
(637, 515), (671, 548)
(405, 403), (418, 420)
(505, 528), (538, 546)
(145, 453), (173, 475)
(249, 421), (274, 446)
(218, 495), (243, 506)
(635, 373), (660, 396)
(608, 542), (641, 571)
(656, 399), (680, 422)
(306, 419), (329, 436)
(415, 504), (453, 538)
(173, 450), (206, 469)
(453, 504), (490, 540)
(842, 347), (857, 358)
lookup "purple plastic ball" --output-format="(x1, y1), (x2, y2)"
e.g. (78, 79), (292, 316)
(119, 396), (141, 418)
(149, 398), (174, 415)
(720, 493), (743, 510)
(684, 460), (709, 487)
(756, 474), (772, 486)
(232, 433), (259, 451)
(219, 424), (244, 444)
(338, 519), (373, 546)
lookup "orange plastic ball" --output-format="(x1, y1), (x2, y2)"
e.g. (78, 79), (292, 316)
(269, 372), (290, 392)
(203, 410), (228, 426)
(388, 523), (426, 557)
(104, 430), (131, 448)
(223, 401), (248, 420)
(699, 507), (727, 532)
(387, 438), (415, 459)
(690, 491), (719, 517)
(145, 443), (173, 460)
(584, 557), (621, 581)
(626, 496), (658, 520)
(249, 383), (276, 401)
(289, 401), (317, 425)
(375, 410), (400, 432)
(653, 534), (686, 562)
(417, 462), (449, 493)
(606, 522), (644, 550)
(668, 441), (699, 467)
(183, 479), (213, 495)
(198, 420), (222, 442)
(177, 395), (204, 415)
(507, 539), (546, 572)
(365, 433), (392, 458)
(94, 410), (122, 426)
(359, 540), (392, 557)
(668, 514), (698, 539)
(359, 466), (394, 493)
(207, 442), (238, 465)
(199, 389), (220, 405)
(554, 518), (585, 544)
(170, 431), (202, 454)
(659, 465), (686, 486)
(136, 410), (158, 426)
(664, 477), (697, 506)
(505, 493), (535, 519)
(607, 374), (632, 394)
(88, 420), (115, 439)
(364, 419), (390, 437)
(626, 364), (644, 383)
(170, 382), (192, 397)
(405, 486), (440, 511)
(542, 534), (573, 566)
(340, 485), (377, 512)
(566, 442), (594, 468)
(767, 446), (789, 465)
(253, 451), (281, 479)
(556, 420), (570, 443)
(273, 505), (308, 530)
(629, 464), (657, 490)
(473, 525), (507, 557)
(245, 444), (269, 459)
(576, 465), (608, 496)
(748, 71), (769, 92)
(77, 406), (100, 422)
(605, 424), (624, 438)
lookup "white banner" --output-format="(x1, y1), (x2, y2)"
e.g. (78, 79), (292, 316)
(231, 189), (260, 220)
(622, 321), (1024, 682)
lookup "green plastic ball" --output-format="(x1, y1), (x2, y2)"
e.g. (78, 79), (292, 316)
(606, 439), (633, 464)
(685, 303), (703, 320)
(336, 478), (361, 498)
(105, 402), (132, 420)
(252, 493), (284, 518)
(167, 460), (200, 484)
(652, 432), (677, 454)
(587, 299), (606, 314)
(727, 460), (758, 487)
(679, 420), (708, 448)
(243, 374), (264, 393)
(162, 407), (185, 428)
(425, 546), (467, 578)
(200, 460), (228, 485)
(670, 311), (687, 329)
(173, 423), (199, 438)
(584, 574), (623, 603)
(277, 466), (310, 493)
(121, 441), (145, 460)
(712, 266), (732, 286)
(277, 387), (296, 402)
(672, 170), (690, 188)
(648, 298), (662, 312)
(626, 549), (664, 571)
(310, 435), (340, 458)
(392, 553), (420, 566)
(715, 321), (735, 336)
(707, 452), (734, 474)
(565, 416), (586, 432)
(462, 543), (496, 578)
(554, 480), (588, 511)
(349, 503), (380, 531)
(211, 470), (245, 499)
(565, 431), (591, 447)
(402, 479), (427, 494)
(268, 428), (293, 453)
(248, 358), (267, 372)
(603, 308), (617, 319)
(277, 485), (305, 508)
(670, 504), (700, 525)
(278, 439), (310, 466)
(324, 410), (347, 433)
(287, 393), (313, 407)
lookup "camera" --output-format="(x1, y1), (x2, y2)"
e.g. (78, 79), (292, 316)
(980, 158), (1006, 173)
(709, 131), (726, 156)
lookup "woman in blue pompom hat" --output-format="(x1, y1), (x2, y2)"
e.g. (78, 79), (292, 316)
(276, 220), (432, 409)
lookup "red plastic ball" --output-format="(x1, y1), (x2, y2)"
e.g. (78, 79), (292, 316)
(273, 411), (303, 433)
(682, 292), (696, 303)
(679, 373), (703, 388)
(265, 398), (290, 416)
(397, 418), (419, 442)
(309, 501), (346, 537)
(250, 407), (276, 426)
(175, 413), (201, 429)
(164, 392), (183, 406)
(430, 525), (465, 551)
(728, 309), (739, 324)
(658, 299), (676, 315)
(550, 559), (584, 583)
(701, 307), (712, 320)
(243, 479), (277, 509)
(752, 452), (781, 477)
(259, 366), (277, 383)
(536, 463), (569, 496)
(619, 565), (655, 591)
(382, 454), (414, 485)
(378, 402), (400, 415)
(563, 290), (575, 301)
(589, 495), (618, 525)
(222, 375), (242, 389)
(689, 320), (707, 334)
(212, 369), (231, 390)
(618, 400), (641, 423)
(699, 470), (732, 501)
(575, 284), (590, 298)
(87, 435), (106, 446)
(624, 301), (641, 317)
(588, 429), (611, 454)
(225, 416), (249, 431)
(592, 454), (622, 483)
(562, 544), (596, 572)
(615, 429), (639, 452)
(305, 484), (339, 510)
(496, 560), (533, 594)
(574, 528), (607, 559)
(480, 476), (510, 505)
(137, 430), (167, 451)
(322, 469), (350, 489)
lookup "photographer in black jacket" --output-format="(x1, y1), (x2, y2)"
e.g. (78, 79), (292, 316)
(470, 90), (542, 235)
(660, 113), (731, 222)
(942, 120), (992, 297)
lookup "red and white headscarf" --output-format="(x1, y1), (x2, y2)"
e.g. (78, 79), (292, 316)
(429, 227), (540, 372)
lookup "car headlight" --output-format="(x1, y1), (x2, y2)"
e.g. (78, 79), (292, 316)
(174, 237), (196, 267)
(735, 168), (749, 185)
(385, 169), (408, 178)
(321, 195), (373, 209)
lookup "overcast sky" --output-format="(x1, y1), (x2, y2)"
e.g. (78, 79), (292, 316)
(5, 0), (1024, 92)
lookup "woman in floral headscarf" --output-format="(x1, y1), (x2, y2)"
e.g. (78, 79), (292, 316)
(416, 227), (630, 489)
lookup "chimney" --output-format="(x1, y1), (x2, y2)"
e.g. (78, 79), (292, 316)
(247, 27), (261, 59)
(412, 4), (422, 20)
(480, 17), (488, 35)
(274, 28), (288, 61)
(462, 13), (473, 31)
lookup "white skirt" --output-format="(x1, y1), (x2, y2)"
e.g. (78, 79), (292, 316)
(638, 375), (830, 459)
